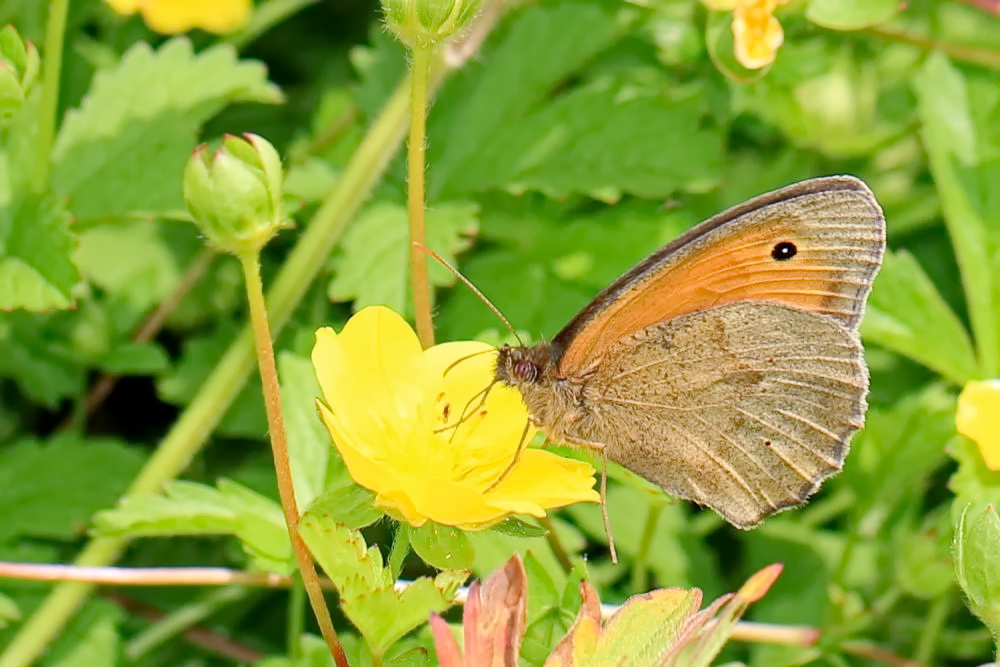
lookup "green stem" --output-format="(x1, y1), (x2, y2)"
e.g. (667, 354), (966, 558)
(408, 45), (435, 349)
(240, 253), (346, 667)
(915, 593), (952, 665)
(539, 516), (573, 573)
(30, 0), (69, 191)
(0, 69), (416, 667)
(630, 501), (663, 592)
(124, 586), (248, 661)
(288, 579), (306, 662)
(865, 27), (1000, 70)
(388, 524), (411, 582)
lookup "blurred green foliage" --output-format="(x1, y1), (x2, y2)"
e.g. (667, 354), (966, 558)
(2, 0), (1000, 665)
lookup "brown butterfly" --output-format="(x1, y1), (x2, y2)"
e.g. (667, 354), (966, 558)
(495, 176), (885, 528)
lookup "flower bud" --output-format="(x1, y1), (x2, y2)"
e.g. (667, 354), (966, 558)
(0, 25), (39, 122)
(183, 133), (289, 256)
(381, 0), (483, 50)
(955, 504), (1000, 643)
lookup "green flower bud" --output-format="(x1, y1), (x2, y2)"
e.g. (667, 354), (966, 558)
(183, 133), (289, 256)
(381, 0), (483, 50)
(955, 504), (1000, 644)
(0, 25), (39, 122)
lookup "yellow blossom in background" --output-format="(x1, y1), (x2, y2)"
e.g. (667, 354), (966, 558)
(105, 0), (251, 34)
(957, 380), (1000, 470)
(311, 306), (600, 530)
(703, 0), (788, 69)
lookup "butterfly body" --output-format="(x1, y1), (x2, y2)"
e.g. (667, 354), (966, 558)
(494, 176), (885, 528)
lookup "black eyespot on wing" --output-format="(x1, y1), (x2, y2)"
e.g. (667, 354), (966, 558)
(771, 241), (797, 261)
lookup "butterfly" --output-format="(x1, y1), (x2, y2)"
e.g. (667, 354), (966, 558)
(495, 176), (885, 528)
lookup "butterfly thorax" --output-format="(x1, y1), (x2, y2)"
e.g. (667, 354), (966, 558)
(494, 343), (585, 440)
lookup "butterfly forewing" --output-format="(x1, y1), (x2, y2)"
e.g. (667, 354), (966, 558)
(554, 177), (885, 375)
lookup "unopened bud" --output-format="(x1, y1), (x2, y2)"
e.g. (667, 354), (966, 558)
(381, 0), (483, 50)
(183, 133), (289, 256)
(0, 25), (38, 122)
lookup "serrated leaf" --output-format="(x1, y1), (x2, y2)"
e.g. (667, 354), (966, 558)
(0, 190), (78, 311)
(305, 484), (382, 530)
(442, 81), (720, 200)
(805, 0), (900, 30)
(278, 351), (331, 509)
(328, 201), (478, 314)
(52, 37), (282, 223)
(341, 578), (452, 657)
(593, 588), (701, 663)
(93, 478), (291, 572)
(410, 522), (475, 571)
(861, 250), (979, 384)
(428, 0), (635, 200)
(0, 312), (84, 405)
(0, 436), (144, 541)
(299, 511), (391, 591)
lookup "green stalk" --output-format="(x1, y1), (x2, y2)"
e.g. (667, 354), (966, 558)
(631, 501), (663, 593)
(124, 586), (248, 660)
(30, 0), (69, 191)
(0, 71), (415, 667)
(408, 45), (435, 348)
(240, 252), (346, 667)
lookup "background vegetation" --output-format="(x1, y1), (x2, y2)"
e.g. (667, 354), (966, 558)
(2, 0), (1000, 665)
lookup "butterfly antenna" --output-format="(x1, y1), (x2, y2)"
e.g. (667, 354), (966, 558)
(600, 458), (618, 565)
(413, 241), (523, 345)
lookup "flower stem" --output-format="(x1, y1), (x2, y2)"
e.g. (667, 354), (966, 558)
(239, 252), (346, 667)
(30, 0), (68, 191)
(0, 11), (501, 663)
(630, 500), (663, 592)
(408, 45), (435, 348)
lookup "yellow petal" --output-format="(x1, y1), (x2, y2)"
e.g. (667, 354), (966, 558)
(957, 380), (1000, 470)
(134, 0), (252, 34)
(312, 306), (427, 449)
(732, 0), (784, 70)
(105, 0), (141, 15)
(488, 450), (600, 515)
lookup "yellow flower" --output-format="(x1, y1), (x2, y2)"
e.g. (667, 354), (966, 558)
(311, 306), (600, 530)
(957, 380), (1000, 471)
(105, 0), (251, 34)
(703, 0), (788, 70)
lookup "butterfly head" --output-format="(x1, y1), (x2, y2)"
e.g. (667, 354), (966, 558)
(494, 343), (553, 388)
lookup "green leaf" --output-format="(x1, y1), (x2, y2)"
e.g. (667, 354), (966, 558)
(0, 312), (84, 405)
(428, 0), (635, 200)
(592, 588), (701, 662)
(278, 351), (331, 509)
(914, 53), (1000, 376)
(436, 80), (721, 200)
(99, 341), (169, 374)
(955, 504), (1000, 644)
(300, 512), (457, 655)
(861, 250), (979, 384)
(409, 522), (475, 571)
(305, 484), (382, 530)
(0, 436), (144, 541)
(328, 201), (478, 314)
(52, 38), (282, 223)
(47, 599), (122, 667)
(0, 190), (78, 310)
(490, 516), (547, 538)
(157, 321), (267, 437)
(843, 384), (955, 523)
(0, 593), (21, 629)
(805, 0), (900, 30)
(950, 437), (1000, 511)
(93, 479), (292, 573)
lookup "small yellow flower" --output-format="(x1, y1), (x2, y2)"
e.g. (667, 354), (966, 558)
(957, 380), (1000, 470)
(703, 0), (788, 70)
(312, 306), (599, 530)
(105, 0), (251, 34)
